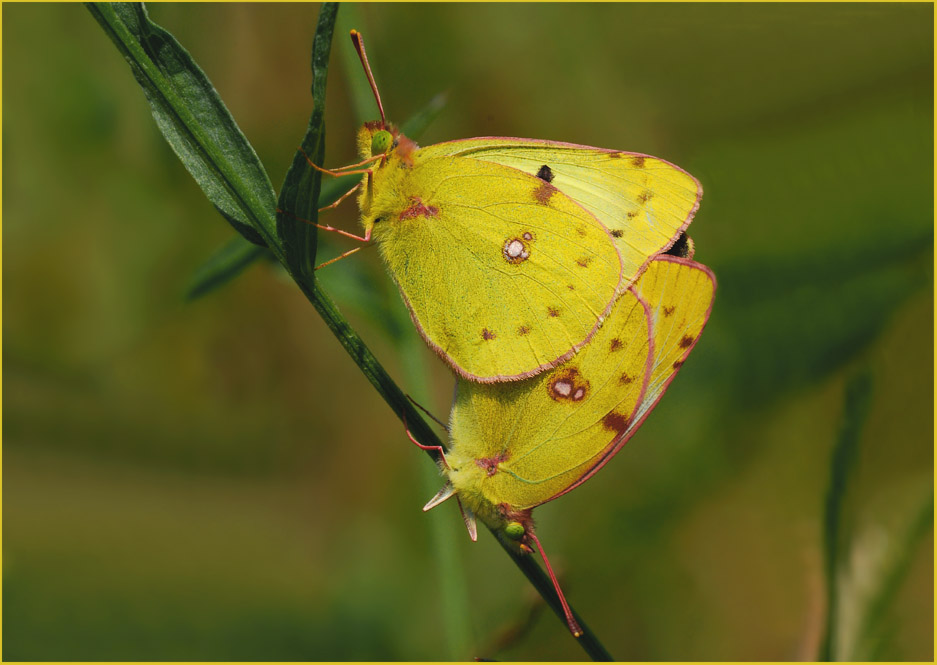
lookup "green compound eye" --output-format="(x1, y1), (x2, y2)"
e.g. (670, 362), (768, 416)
(504, 522), (525, 540)
(371, 129), (392, 155)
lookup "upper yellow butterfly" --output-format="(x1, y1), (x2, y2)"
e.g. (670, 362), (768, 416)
(315, 31), (702, 383)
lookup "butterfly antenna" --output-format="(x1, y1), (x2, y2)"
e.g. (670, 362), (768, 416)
(350, 30), (386, 126)
(527, 530), (583, 637)
(406, 394), (449, 432)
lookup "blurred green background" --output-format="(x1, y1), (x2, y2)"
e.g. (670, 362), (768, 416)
(3, 3), (933, 661)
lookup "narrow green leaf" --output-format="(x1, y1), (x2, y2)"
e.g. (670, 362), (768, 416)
(859, 488), (934, 660)
(275, 2), (338, 279)
(820, 369), (873, 661)
(85, 2), (277, 250)
(400, 92), (448, 138)
(186, 235), (268, 301)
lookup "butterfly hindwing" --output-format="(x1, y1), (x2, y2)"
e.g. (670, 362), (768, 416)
(370, 153), (623, 382)
(447, 285), (653, 510)
(446, 256), (715, 514)
(420, 138), (702, 293)
(630, 255), (716, 428)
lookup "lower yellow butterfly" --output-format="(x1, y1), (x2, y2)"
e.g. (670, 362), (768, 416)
(409, 255), (716, 636)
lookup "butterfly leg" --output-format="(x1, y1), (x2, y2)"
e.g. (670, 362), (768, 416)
(406, 393), (450, 432)
(317, 181), (362, 214)
(403, 423), (449, 469)
(275, 205), (371, 243)
(313, 222), (371, 244)
(274, 208), (373, 271)
(314, 246), (364, 271)
(298, 147), (382, 177)
(527, 530), (583, 637)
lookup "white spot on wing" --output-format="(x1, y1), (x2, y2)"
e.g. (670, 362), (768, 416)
(503, 238), (530, 262)
(553, 380), (572, 397)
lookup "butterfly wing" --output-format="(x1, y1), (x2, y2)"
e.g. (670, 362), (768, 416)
(372, 153), (623, 382)
(420, 138), (701, 293)
(447, 285), (654, 511)
(447, 256), (715, 513)
(629, 255), (716, 430)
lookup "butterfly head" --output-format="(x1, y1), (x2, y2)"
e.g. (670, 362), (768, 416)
(502, 519), (535, 553)
(356, 121), (419, 165)
(357, 120), (393, 160)
(370, 128), (393, 155)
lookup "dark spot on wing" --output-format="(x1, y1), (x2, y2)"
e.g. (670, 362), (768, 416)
(619, 373), (633, 385)
(547, 306), (560, 318)
(662, 306), (675, 317)
(536, 164), (554, 183)
(611, 229), (624, 238)
(679, 334), (695, 349)
(517, 325), (530, 336)
(533, 182), (557, 205)
(638, 191), (653, 204)
(567, 284), (575, 290)
(602, 411), (629, 435)
(626, 211), (638, 219)
(576, 227), (588, 237)
(609, 152), (623, 159)
(610, 338), (623, 352)
(672, 360), (684, 369)
(482, 328), (496, 340)
(631, 155), (646, 167)
(576, 256), (593, 268)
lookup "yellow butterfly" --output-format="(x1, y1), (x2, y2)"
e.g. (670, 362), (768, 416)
(314, 31), (702, 383)
(413, 256), (716, 635)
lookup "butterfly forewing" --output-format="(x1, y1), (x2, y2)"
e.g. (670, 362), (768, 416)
(420, 138), (701, 293)
(372, 154), (623, 382)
